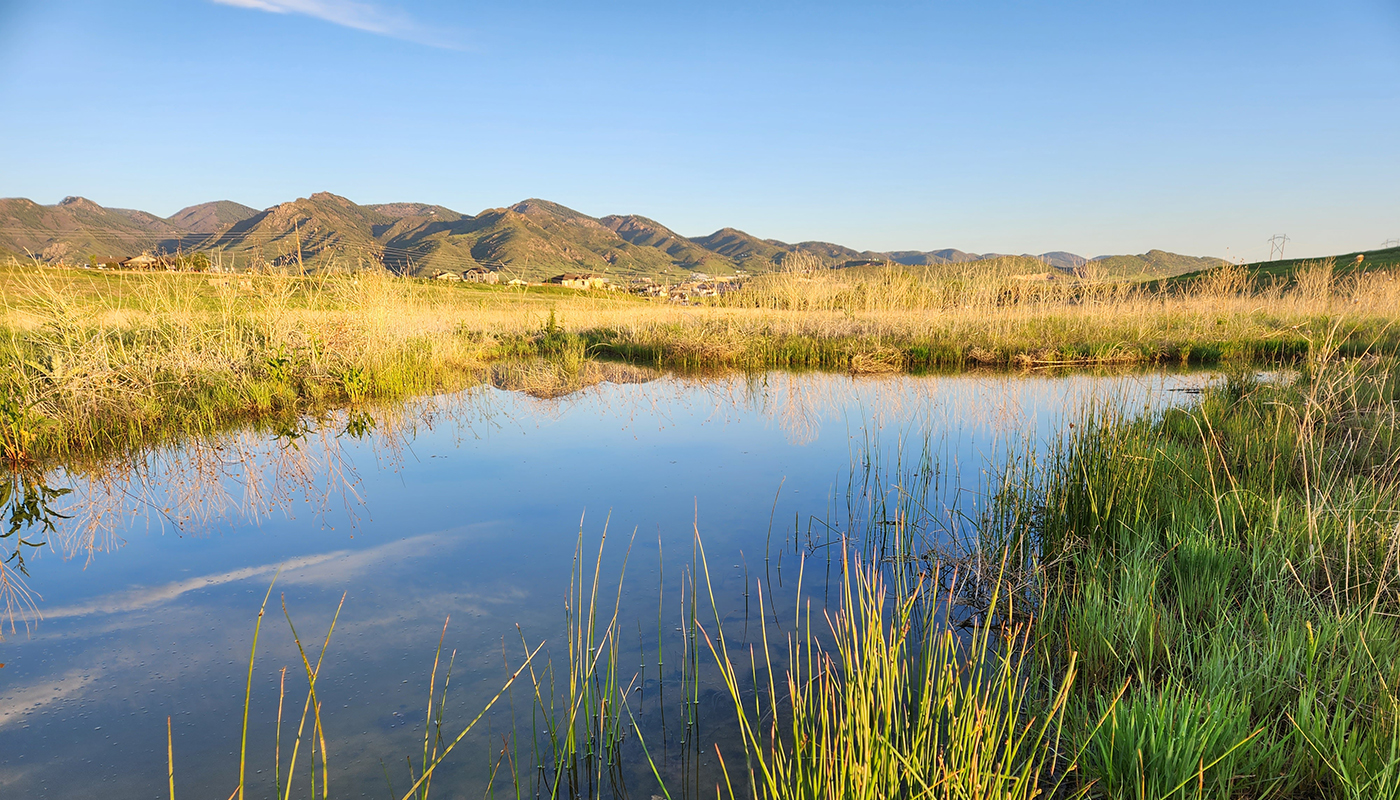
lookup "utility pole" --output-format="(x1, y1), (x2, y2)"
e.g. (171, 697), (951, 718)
(1267, 234), (1290, 261)
(295, 220), (305, 272)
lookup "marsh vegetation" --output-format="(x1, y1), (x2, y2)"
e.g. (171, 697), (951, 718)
(1, 255), (1396, 464)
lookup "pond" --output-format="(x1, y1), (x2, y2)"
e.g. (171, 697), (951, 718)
(0, 368), (1206, 799)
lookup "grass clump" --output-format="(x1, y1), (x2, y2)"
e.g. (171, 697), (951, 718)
(0, 268), (495, 462)
(702, 543), (1081, 800)
(1029, 353), (1400, 798)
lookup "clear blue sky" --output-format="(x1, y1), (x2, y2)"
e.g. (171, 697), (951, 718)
(1, 0), (1396, 260)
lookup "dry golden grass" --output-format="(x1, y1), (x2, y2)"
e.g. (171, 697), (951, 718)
(0, 256), (1396, 465)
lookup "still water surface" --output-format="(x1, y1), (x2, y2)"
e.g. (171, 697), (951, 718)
(0, 369), (1204, 799)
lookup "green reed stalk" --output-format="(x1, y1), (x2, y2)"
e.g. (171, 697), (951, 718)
(166, 716), (175, 800)
(238, 570), (280, 800)
(281, 592), (345, 800)
(697, 527), (1082, 800)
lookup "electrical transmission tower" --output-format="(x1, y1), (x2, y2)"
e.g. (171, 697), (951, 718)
(1268, 234), (1290, 261)
(1383, 238), (1400, 248)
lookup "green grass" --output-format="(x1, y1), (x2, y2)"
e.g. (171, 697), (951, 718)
(1022, 353), (1400, 798)
(4, 249), (1398, 797)
(699, 542), (1082, 800)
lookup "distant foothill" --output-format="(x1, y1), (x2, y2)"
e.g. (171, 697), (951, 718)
(0, 191), (1226, 284)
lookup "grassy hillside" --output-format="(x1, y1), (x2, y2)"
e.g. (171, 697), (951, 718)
(601, 214), (734, 273)
(886, 248), (980, 265)
(1151, 244), (1400, 295)
(1087, 248), (1226, 279)
(0, 196), (180, 262)
(1244, 244), (1400, 278)
(688, 227), (789, 268)
(200, 192), (393, 270)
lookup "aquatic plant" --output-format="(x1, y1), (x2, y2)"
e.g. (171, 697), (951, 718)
(699, 539), (1084, 800)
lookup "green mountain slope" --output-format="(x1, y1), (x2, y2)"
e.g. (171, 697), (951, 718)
(0, 196), (180, 262)
(199, 192), (392, 269)
(600, 214), (732, 273)
(1160, 245), (1400, 291)
(1087, 249), (1227, 279)
(1243, 245), (1400, 279)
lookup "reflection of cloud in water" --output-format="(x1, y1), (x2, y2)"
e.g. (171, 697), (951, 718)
(0, 667), (94, 731)
(39, 531), (459, 622)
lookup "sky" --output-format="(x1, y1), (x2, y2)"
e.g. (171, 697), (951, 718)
(0, 0), (1397, 260)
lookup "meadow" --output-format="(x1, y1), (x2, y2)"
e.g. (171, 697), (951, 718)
(1, 255), (1396, 462)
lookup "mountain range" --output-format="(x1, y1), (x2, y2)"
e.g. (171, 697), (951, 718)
(0, 192), (1225, 281)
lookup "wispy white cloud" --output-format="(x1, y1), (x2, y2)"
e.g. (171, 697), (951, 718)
(209, 0), (460, 49)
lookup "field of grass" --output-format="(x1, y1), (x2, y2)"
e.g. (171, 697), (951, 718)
(2, 253), (1396, 465)
(1022, 353), (1400, 798)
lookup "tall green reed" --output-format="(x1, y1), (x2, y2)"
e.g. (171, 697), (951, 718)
(1029, 353), (1400, 798)
(697, 535), (1082, 800)
(169, 575), (542, 800)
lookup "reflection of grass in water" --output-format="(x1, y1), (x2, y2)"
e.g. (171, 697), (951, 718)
(0, 394), (472, 635)
(488, 358), (659, 400)
(0, 469), (69, 629)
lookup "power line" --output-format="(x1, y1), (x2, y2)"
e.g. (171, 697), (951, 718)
(1267, 234), (1290, 261)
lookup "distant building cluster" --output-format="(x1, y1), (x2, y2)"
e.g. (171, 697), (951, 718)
(62, 252), (747, 301)
(424, 267), (744, 302)
(86, 252), (212, 271)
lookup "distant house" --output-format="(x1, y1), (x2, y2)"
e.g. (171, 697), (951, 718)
(840, 258), (887, 269)
(545, 273), (608, 289)
(462, 266), (500, 284)
(431, 270), (463, 282)
(119, 253), (173, 270)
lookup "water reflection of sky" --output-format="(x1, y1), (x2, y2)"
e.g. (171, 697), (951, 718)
(0, 369), (1206, 799)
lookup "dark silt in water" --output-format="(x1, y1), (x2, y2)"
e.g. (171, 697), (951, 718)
(0, 368), (1206, 799)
